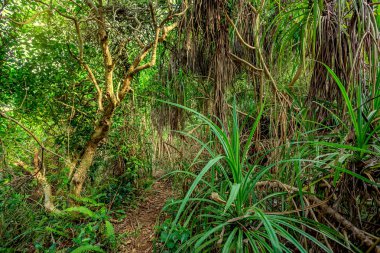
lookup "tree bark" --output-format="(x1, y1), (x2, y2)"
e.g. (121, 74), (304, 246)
(69, 77), (134, 197)
(70, 105), (115, 196)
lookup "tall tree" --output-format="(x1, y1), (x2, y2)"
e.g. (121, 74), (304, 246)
(1, 0), (186, 205)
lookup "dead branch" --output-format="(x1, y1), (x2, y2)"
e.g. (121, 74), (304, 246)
(256, 180), (380, 252)
(15, 151), (61, 213)
(149, 2), (158, 28)
(229, 52), (263, 72)
(83, 64), (103, 111)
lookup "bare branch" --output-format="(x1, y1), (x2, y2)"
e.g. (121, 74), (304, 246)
(250, 11), (291, 106)
(127, 27), (161, 75)
(229, 52), (263, 72)
(55, 100), (88, 116)
(87, 2), (117, 106)
(149, 2), (157, 28)
(83, 64), (104, 111)
(173, 0), (189, 17)
(57, 10), (104, 112)
(0, 111), (44, 147)
(59, 1), (111, 108)
(73, 19), (84, 60)
(84, 0), (98, 12)
(124, 22), (178, 78)
(116, 1), (188, 101)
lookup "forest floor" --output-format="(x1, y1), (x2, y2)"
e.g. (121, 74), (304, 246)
(116, 170), (174, 253)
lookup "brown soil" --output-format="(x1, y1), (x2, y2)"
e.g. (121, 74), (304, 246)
(116, 171), (174, 253)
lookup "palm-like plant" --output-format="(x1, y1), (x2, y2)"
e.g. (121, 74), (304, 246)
(269, 0), (378, 122)
(160, 100), (348, 252)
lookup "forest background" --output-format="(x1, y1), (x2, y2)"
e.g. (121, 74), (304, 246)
(0, 0), (379, 252)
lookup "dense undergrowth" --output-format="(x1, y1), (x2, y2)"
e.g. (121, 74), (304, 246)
(0, 102), (154, 251)
(0, 138), (151, 252)
(154, 74), (380, 252)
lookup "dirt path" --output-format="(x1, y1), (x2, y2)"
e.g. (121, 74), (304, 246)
(116, 171), (173, 253)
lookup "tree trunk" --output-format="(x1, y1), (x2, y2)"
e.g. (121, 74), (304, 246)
(69, 76), (133, 197)
(70, 105), (115, 196)
(67, 2), (179, 197)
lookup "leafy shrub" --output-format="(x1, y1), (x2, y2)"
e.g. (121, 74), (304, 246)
(0, 182), (119, 252)
(156, 219), (190, 252)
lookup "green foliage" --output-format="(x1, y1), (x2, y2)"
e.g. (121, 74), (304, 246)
(64, 206), (99, 219)
(104, 221), (116, 249)
(70, 245), (105, 253)
(0, 0), (378, 252)
(325, 65), (380, 158)
(0, 178), (121, 251)
(159, 101), (349, 252)
(156, 219), (190, 252)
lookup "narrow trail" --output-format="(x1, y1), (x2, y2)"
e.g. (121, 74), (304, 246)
(116, 171), (174, 253)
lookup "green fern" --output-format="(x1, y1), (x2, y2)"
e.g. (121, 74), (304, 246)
(104, 220), (116, 248)
(69, 195), (105, 207)
(70, 245), (105, 253)
(64, 206), (98, 219)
